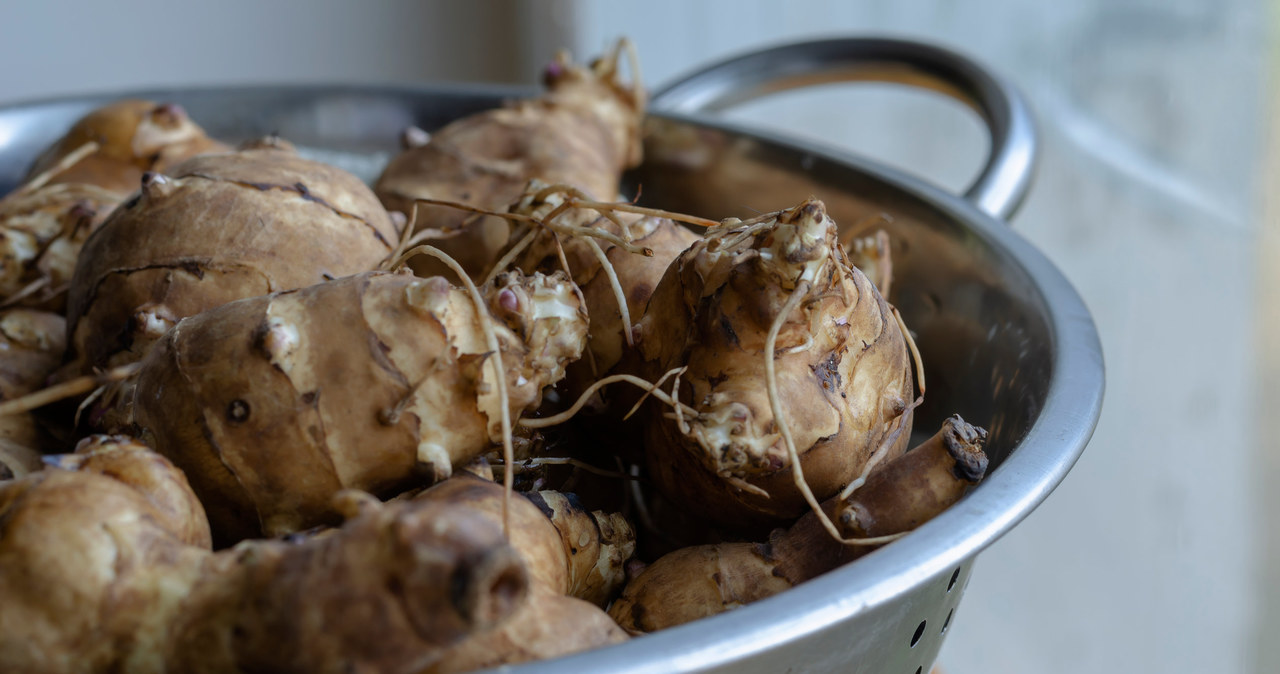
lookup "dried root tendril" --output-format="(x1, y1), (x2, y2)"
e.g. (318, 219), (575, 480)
(394, 244), (515, 538)
(565, 198), (719, 230)
(17, 141), (101, 193)
(0, 362), (141, 417)
(763, 280), (905, 547)
(520, 369), (695, 429)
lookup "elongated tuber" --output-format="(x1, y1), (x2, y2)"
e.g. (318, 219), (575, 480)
(609, 415), (988, 634)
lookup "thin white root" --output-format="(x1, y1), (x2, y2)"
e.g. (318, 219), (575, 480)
(18, 141), (101, 193)
(763, 280), (897, 546)
(521, 370), (696, 429)
(482, 229), (538, 286)
(399, 244), (516, 538)
(0, 362), (141, 417)
(893, 304), (926, 396)
(564, 198), (719, 230)
(623, 366), (686, 421)
(585, 237), (634, 347)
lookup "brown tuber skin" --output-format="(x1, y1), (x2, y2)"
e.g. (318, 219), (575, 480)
(414, 472), (636, 604)
(413, 474), (633, 671)
(64, 137), (400, 378)
(501, 182), (701, 400)
(0, 436), (212, 674)
(632, 198), (915, 529)
(130, 269), (588, 543)
(0, 181), (119, 309)
(24, 99), (228, 195)
(0, 308), (67, 478)
(374, 41), (646, 280)
(0, 440), (530, 674)
(609, 415), (988, 634)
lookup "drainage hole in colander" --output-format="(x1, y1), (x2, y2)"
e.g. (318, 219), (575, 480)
(911, 620), (927, 647)
(941, 608), (954, 634)
(947, 568), (960, 591)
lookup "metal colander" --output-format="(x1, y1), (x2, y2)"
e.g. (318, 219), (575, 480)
(0, 37), (1103, 674)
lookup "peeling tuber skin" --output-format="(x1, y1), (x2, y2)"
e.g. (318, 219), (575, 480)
(130, 269), (588, 543)
(0, 440), (531, 674)
(608, 415), (988, 634)
(632, 198), (916, 529)
(374, 40), (646, 280)
(23, 100), (228, 195)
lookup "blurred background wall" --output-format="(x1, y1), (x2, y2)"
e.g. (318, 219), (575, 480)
(0, 1), (1270, 672)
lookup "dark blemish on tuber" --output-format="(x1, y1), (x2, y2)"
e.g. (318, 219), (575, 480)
(812, 350), (843, 394)
(226, 399), (251, 424)
(0, 463), (12, 481)
(522, 491), (557, 520)
(718, 316), (739, 347)
(301, 391), (318, 405)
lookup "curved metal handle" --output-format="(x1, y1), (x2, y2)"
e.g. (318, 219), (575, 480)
(650, 37), (1038, 221)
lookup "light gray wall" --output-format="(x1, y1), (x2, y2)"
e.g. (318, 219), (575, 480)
(0, 0), (526, 104)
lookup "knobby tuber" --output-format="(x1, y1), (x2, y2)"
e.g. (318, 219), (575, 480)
(413, 474), (632, 671)
(0, 308), (66, 478)
(130, 269), (588, 542)
(497, 182), (702, 401)
(24, 99), (227, 195)
(64, 137), (400, 378)
(632, 198), (916, 529)
(374, 40), (645, 279)
(0, 438), (530, 674)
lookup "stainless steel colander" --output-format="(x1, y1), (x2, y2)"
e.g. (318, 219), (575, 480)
(0, 37), (1104, 674)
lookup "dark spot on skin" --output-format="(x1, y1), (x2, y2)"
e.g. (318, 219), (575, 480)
(0, 463), (12, 480)
(811, 349), (843, 394)
(629, 281), (652, 307)
(630, 600), (647, 627)
(522, 491), (557, 520)
(226, 399), (251, 424)
(301, 391), (318, 405)
(459, 192), (471, 201)
(718, 316), (739, 347)
(706, 372), (728, 388)
(322, 272), (336, 281)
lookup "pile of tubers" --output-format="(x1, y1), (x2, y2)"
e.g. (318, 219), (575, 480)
(0, 40), (990, 674)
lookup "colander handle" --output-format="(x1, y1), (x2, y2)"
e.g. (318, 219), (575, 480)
(649, 37), (1038, 222)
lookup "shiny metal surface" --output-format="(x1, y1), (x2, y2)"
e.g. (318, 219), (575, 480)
(0, 38), (1102, 674)
(650, 37), (1039, 221)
